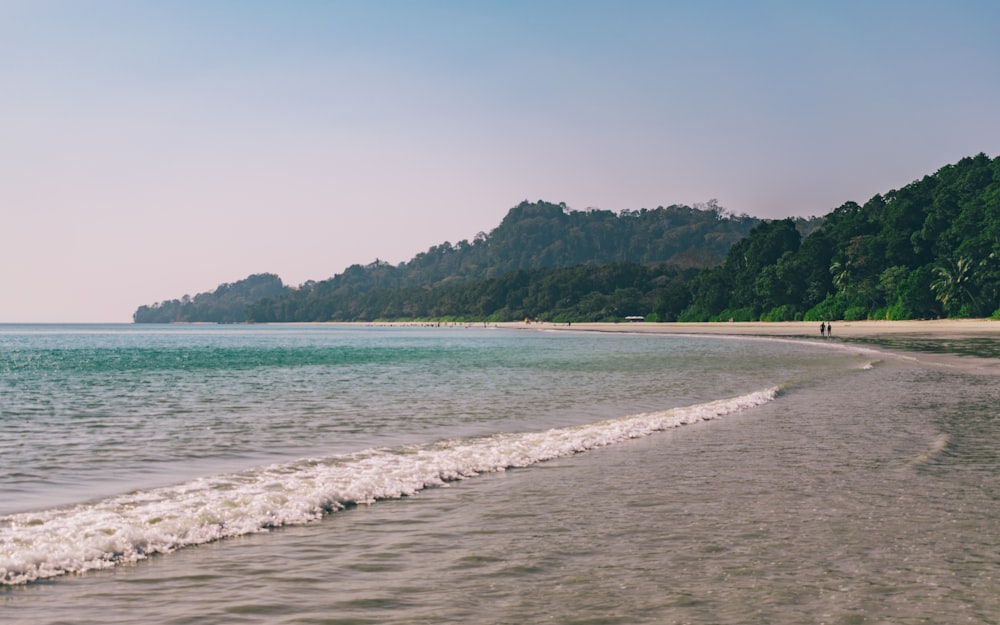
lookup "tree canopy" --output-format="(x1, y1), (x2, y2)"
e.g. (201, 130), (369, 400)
(673, 153), (1000, 321)
(133, 273), (289, 323)
(136, 201), (769, 322)
(134, 154), (1000, 324)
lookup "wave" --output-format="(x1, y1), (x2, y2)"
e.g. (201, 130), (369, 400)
(0, 387), (779, 585)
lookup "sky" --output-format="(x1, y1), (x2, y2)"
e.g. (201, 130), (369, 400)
(2, 1), (999, 322)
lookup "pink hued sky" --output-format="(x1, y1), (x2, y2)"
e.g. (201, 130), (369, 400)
(3, 1), (998, 322)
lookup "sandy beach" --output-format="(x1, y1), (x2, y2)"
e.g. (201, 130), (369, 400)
(506, 318), (1000, 339)
(496, 318), (1000, 372)
(371, 318), (1000, 340)
(361, 318), (1000, 366)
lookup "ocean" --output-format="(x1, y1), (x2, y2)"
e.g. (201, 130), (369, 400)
(1, 323), (998, 624)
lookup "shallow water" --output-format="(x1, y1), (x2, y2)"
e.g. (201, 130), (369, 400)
(844, 333), (1000, 360)
(2, 325), (998, 624)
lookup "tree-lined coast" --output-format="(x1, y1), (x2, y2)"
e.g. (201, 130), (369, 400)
(135, 153), (1000, 324)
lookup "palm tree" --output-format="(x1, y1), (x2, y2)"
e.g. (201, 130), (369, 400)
(930, 257), (978, 314)
(829, 260), (850, 290)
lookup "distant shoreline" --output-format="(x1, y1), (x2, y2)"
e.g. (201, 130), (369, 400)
(504, 318), (999, 339)
(491, 318), (1000, 368)
(125, 317), (999, 340)
(326, 318), (999, 339)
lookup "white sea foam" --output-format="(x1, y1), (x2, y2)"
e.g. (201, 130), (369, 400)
(0, 387), (778, 585)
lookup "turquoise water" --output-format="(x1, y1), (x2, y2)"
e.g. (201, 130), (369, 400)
(2, 324), (999, 623)
(0, 324), (811, 515)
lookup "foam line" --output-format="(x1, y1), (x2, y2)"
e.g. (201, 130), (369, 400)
(0, 387), (778, 585)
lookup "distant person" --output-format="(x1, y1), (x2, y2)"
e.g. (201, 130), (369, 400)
(827, 323), (832, 336)
(820, 322), (826, 336)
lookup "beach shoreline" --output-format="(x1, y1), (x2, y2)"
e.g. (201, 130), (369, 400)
(323, 318), (1000, 364)
(492, 318), (1000, 370)
(503, 318), (999, 338)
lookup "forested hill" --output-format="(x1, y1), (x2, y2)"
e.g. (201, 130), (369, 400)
(134, 153), (1000, 323)
(681, 152), (1000, 322)
(133, 273), (288, 324)
(134, 201), (776, 322)
(296, 200), (772, 293)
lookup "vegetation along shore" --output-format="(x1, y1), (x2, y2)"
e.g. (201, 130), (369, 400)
(135, 153), (1000, 325)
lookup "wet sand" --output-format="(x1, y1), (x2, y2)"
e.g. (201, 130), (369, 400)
(503, 318), (1000, 372)
(360, 318), (1000, 365)
(515, 318), (999, 339)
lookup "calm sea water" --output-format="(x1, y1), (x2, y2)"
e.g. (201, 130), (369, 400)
(1, 324), (998, 624)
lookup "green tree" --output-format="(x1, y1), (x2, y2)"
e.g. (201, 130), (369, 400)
(931, 257), (979, 316)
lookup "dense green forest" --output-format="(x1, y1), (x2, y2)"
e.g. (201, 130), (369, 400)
(133, 273), (289, 323)
(245, 262), (698, 323)
(135, 153), (1000, 323)
(135, 201), (773, 322)
(680, 153), (999, 321)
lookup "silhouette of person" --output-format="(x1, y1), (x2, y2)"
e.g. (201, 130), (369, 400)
(820, 322), (826, 336)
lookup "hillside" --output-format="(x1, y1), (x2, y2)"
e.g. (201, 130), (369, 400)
(682, 153), (1000, 321)
(134, 153), (1000, 323)
(135, 200), (768, 322)
(133, 273), (289, 324)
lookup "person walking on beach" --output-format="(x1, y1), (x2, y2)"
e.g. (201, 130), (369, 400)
(826, 323), (832, 336)
(820, 322), (826, 337)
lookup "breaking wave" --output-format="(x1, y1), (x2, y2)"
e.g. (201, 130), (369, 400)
(1, 387), (779, 585)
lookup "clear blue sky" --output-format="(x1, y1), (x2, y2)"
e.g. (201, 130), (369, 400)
(3, 0), (998, 322)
